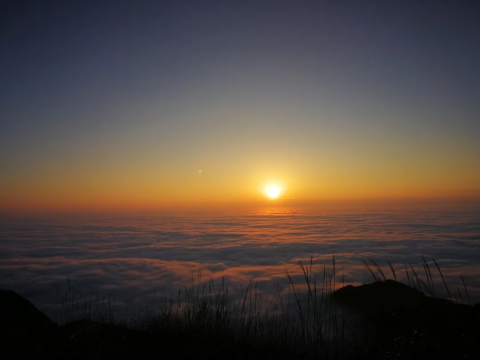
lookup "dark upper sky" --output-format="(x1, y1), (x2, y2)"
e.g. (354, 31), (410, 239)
(1, 0), (479, 209)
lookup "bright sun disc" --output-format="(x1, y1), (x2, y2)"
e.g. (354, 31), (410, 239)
(259, 180), (287, 200)
(265, 184), (281, 199)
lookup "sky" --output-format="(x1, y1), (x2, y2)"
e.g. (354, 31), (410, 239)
(1, 0), (479, 212)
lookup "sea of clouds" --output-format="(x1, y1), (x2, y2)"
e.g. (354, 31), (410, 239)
(1, 205), (479, 321)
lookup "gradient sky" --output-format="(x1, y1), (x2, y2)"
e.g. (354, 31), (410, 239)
(1, 0), (479, 211)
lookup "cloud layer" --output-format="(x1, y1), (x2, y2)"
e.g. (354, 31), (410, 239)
(1, 206), (479, 319)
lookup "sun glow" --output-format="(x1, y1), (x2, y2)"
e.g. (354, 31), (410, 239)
(265, 184), (281, 199)
(259, 179), (287, 200)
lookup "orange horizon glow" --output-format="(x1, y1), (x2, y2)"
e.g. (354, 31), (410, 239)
(1, 150), (479, 213)
(1, 190), (480, 214)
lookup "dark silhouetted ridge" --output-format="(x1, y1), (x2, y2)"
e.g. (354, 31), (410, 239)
(332, 280), (480, 359)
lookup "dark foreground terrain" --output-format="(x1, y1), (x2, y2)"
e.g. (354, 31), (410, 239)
(1, 281), (479, 360)
(332, 280), (480, 359)
(0, 287), (290, 360)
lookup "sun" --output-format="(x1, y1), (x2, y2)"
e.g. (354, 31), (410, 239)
(259, 179), (287, 200)
(265, 184), (281, 199)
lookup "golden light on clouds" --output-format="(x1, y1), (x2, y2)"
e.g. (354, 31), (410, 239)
(259, 179), (287, 200)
